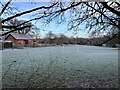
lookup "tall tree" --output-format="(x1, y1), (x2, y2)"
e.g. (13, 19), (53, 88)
(58, 34), (69, 44)
(3, 18), (33, 34)
(45, 31), (56, 44)
(1, 1), (120, 45)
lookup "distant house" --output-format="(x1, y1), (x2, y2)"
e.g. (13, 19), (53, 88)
(5, 33), (34, 47)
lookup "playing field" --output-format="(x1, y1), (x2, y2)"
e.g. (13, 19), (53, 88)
(2, 45), (118, 88)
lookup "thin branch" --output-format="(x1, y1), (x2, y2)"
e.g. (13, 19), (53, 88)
(2, 15), (49, 29)
(84, 2), (120, 29)
(97, 33), (118, 46)
(100, 2), (120, 16)
(2, 2), (58, 23)
(115, 2), (120, 6)
(0, 0), (12, 16)
(2, 25), (31, 36)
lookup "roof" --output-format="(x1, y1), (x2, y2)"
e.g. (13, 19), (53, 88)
(7, 33), (33, 40)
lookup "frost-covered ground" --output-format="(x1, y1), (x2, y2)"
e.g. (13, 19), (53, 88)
(2, 45), (118, 88)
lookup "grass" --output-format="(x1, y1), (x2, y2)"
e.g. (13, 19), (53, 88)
(2, 45), (118, 88)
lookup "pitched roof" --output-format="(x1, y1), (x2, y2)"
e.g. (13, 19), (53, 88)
(8, 33), (33, 40)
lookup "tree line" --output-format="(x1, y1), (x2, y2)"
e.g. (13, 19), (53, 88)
(36, 31), (118, 47)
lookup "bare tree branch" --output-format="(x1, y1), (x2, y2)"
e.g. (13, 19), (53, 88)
(1, 25), (31, 36)
(0, 0), (12, 16)
(101, 2), (120, 16)
(84, 2), (120, 29)
(2, 2), (58, 23)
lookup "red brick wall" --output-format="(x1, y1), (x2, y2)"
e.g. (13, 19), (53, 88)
(28, 40), (33, 45)
(6, 35), (17, 45)
(15, 40), (25, 45)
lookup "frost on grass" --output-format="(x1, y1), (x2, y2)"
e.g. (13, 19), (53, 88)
(0, 50), (2, 89)
(2, 45), (118, 88)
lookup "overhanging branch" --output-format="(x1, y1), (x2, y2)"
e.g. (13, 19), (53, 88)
(0, 0), (12, 16)
(2, 25), (31, 36)
(100, 2), (120, 16)
(2, 2), (58, 23)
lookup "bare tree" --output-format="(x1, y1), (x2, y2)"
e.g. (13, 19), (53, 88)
(3, 18), (33, 34)
(1, 1), (58, 35)
(29, 26), (40, 40)
(1, 1), (120, 45)
(57, 34), (69, 44)
(45, 31), (56, 44)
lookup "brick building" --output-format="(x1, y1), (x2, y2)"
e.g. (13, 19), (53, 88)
(5, 33), (34, 47)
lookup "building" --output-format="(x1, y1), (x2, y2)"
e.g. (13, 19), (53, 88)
(5, 33), (34, 47)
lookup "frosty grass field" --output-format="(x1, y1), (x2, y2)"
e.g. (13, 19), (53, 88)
(2, 45), (118, 88)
